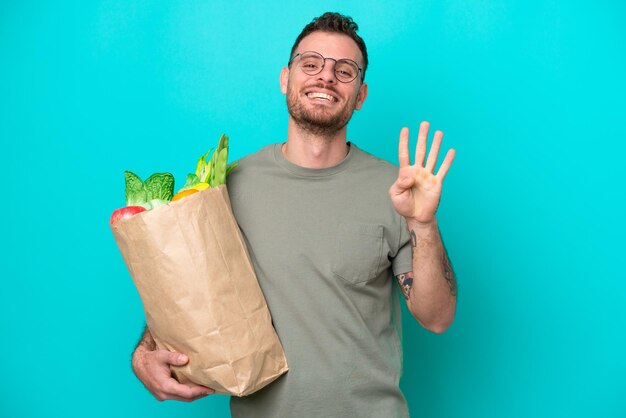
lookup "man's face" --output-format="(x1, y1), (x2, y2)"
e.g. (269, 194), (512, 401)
(280, 31), (368, 136)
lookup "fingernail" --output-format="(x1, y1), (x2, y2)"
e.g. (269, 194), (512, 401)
(178, 354), (187, 362)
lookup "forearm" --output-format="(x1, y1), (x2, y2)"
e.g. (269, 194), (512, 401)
(404, 217), (456, 333)
(135, 325), (156, 353)
(131, 325), (156, 373)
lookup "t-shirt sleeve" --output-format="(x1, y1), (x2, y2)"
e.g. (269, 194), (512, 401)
(391, 216), (413, 276)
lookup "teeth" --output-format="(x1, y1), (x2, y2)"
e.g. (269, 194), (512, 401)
(307, 92), (334, 101)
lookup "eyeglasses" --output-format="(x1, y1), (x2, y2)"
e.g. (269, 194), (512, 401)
(288, 51), (363, 83)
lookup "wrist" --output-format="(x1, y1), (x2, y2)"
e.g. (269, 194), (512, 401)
(139, 326), (156, 350)
(133, 338), (155, 362)
(131, 346), (145, 372)
(405, 216), (437, 231)
(133, 344), (148, 362)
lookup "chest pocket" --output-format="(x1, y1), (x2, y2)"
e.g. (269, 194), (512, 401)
(331, 222), (384, 285)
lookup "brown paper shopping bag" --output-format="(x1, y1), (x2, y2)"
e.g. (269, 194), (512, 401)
(111, 185), (288, 396)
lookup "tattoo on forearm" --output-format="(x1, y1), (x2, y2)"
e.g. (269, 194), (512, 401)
(396, 272), (414, 300)
(408, 227), (456, 297)
(442, 250), (457, 296)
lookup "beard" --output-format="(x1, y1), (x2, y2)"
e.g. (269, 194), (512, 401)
(286, 83), (357, 137)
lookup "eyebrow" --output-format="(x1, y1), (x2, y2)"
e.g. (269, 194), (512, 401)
(297, 50), (362, 65)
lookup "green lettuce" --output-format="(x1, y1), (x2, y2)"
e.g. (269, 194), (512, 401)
(124, 170), (174, 207)
(145, 173), (175, 201)
(124, 171), (148, 206)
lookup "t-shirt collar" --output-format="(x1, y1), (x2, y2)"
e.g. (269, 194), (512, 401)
(273, 141), (357, 177)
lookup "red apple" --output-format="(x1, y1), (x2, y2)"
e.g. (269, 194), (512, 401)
(109, 206), (146, 225)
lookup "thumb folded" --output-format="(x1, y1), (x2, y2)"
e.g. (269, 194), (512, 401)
(389, 177), (413, 196)
(399, 176), (414, 187)
(171, 353), (189, 365)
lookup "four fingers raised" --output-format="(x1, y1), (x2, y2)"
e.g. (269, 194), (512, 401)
(398, 121), (455, 180)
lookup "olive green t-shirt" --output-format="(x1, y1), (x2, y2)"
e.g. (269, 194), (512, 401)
(227, 142), (413, 418)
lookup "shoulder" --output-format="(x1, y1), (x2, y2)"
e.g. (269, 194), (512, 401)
(349, 143), (399, 183)
(227, 143), (276, 184)
(233, 143), (275, 168)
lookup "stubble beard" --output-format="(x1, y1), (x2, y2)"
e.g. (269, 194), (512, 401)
(286, 84), (357, 137)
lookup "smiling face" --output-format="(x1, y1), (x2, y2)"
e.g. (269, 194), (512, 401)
(280, 31), (368, 137)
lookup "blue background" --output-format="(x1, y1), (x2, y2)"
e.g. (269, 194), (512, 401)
(1, 1), (625, 417)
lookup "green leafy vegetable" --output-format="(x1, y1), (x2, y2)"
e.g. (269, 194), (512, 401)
(125, 171), (148, 206)
(178, 174), (200, 192)
(209, 148), (219, 186)
(146, 199), (169, 209)
(179, 133), (236, 192)
(226, 162), (238, 176)
(196, 148), (213, 183)
(124, 170), (175, 207)
(145, 173), (175, 201)
(215, 147), (228, 186)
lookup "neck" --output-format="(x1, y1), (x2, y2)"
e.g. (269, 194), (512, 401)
(283, 118), (349, 168)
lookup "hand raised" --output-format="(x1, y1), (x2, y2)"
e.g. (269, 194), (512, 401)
(132, 347), (215, 402)
(388, 121), (455, 223)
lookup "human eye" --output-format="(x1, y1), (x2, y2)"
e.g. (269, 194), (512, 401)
(336, 62), (356, 79)
(302, 62), (319, 69)
(301, 58), (320, 70)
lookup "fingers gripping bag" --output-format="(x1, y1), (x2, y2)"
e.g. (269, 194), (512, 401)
(110, 134), (289, 396)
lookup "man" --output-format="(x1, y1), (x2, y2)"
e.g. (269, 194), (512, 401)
(131, 12), (456, 417)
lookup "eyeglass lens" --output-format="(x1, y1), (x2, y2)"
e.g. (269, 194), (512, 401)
(298, 52), (359, 82)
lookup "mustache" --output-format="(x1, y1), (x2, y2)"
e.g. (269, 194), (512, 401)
(303, 82), (340, 95)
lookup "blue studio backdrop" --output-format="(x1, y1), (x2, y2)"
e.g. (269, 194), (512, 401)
(1, 1), (624, 417)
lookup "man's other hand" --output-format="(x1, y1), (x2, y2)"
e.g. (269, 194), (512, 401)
(389, 121), (455, 224)
(131, 346), (215, 402)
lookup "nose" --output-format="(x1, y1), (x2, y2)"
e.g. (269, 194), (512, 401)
(317, 58), (338, 83)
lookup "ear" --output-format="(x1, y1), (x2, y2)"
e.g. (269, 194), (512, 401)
(354, 82), (368, 111)
(280, 67), (289, 94)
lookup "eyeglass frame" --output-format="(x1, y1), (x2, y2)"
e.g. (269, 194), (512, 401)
(287, 51), (364, 83)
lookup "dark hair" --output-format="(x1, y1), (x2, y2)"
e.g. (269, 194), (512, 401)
(289, 12), (368, 81)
